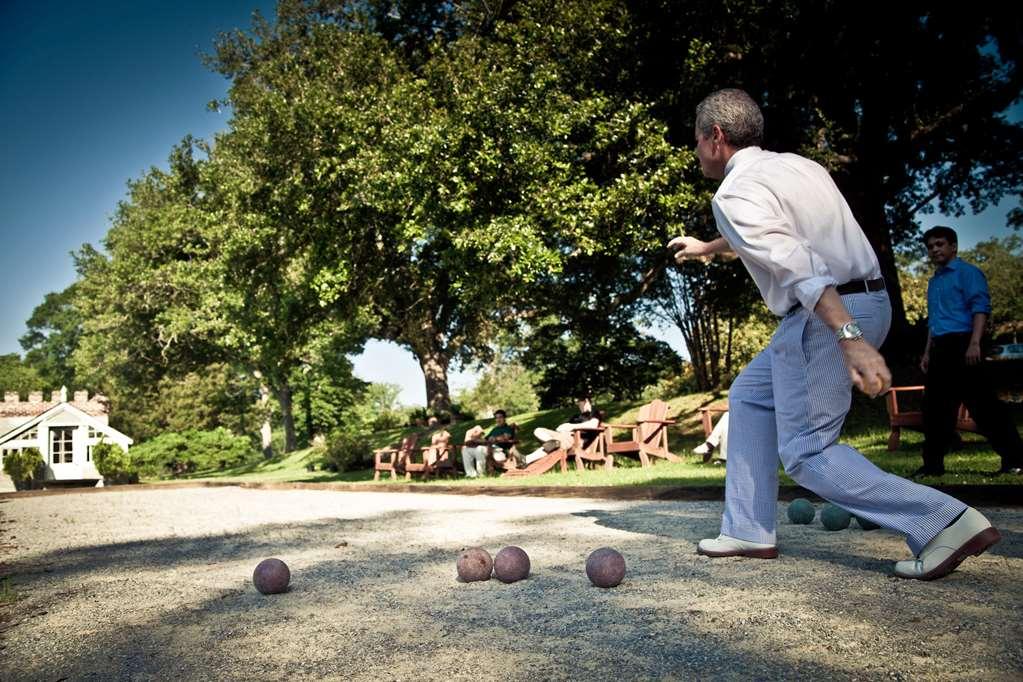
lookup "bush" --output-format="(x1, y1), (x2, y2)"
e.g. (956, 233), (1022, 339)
(131, 428), (258, 478)
(455, 362), (539, 418)
(2, 448), (45, 490)
(325, 430), (372, 472)
(92, 441), (139, 485)
(641, 368), (699, 402)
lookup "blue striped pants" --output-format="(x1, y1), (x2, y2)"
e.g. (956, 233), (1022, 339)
(722, 290), (966, 555)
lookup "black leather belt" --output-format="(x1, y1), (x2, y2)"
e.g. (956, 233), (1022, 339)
(835, 278), (885, 295)
(785, 278), (886, 316)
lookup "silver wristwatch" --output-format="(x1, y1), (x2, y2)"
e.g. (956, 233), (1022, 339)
(835, 321), (864, 342)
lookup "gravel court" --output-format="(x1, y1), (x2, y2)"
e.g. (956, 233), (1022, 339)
(0, 487), (1020, 681)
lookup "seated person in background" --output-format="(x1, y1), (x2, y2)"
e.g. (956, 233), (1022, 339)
(423, 415), (451, 467)
(484, 409), (521, 468)
(694, 411), (729, 464)
(525, 397), (603, 465)
(461, 425), (488, 478)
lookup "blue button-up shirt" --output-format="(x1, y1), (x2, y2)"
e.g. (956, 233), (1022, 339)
(927, 257), (992, 337)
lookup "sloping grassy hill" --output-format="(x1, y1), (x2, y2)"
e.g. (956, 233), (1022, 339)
(180, 390), (1022, 487)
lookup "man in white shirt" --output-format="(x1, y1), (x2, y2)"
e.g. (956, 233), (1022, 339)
(669, 88), (1000, 580)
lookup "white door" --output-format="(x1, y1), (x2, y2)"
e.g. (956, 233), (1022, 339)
(48, 426), (80, 479)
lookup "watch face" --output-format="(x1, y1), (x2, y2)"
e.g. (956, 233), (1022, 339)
(839, 322), (863, 339)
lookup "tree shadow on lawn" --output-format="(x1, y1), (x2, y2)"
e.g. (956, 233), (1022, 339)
(7, 520), (880, 682)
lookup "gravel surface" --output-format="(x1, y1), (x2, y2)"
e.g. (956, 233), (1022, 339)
(1, 486), (1020, 681)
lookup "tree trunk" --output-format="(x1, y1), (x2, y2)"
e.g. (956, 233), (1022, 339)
(257, 380), (273, 459)
(839, 94), (910, 359)
(418, 350), (451, 415)
(273, 380), (298, 453)
(841, 179), (910, 357)
(302, 371), (313, 448)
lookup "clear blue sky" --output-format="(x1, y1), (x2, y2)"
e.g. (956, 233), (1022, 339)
(0, 2), (1017, 406)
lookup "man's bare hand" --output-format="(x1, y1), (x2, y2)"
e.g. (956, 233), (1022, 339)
(965, 341), (982, 365)
(667, 236), (713, 263)
(840, 341), (892, 398)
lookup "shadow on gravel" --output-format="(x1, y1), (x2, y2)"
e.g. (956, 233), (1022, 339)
(5, 513), (409, 584)
(6, 518), (865, 682)
(571, 506), (721, 540)
(5, 499), (1021, 681)
(571, 502), (1022, 580)
(987, 527), (1023, 558)
(573, 504), (898, 574)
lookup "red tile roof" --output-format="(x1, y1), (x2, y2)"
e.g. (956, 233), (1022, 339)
(0, 396), (109, 418)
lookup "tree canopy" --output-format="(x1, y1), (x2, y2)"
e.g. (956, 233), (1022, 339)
(31, 0), (1021, 447)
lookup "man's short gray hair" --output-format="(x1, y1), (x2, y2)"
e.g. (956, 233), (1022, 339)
(695, 89), (764, 149)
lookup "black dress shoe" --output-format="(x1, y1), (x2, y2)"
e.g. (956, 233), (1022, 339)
(910, 466), (945, 479)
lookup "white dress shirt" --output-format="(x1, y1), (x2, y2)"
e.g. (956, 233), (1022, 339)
(711, 147), (882, 316)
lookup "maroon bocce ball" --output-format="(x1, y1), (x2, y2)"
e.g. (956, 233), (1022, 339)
(253, 558), (291, 595)
(585, 547), (626, 588)
(456, 547), (493, 582)
(493, 546), (531, 583)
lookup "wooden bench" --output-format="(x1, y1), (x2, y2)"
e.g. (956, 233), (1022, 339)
(884, 385), (977, 451)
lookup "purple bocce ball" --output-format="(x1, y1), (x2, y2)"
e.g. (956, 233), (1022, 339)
(586, 547), (626, 588)
(493, 546), (531, 583)
(253, 558), (291, 595)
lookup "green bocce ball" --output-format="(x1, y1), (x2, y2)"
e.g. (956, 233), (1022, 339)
(820, 504), (852, 531)
(855, 515), (881, 531)
(787, 498), (816, 524)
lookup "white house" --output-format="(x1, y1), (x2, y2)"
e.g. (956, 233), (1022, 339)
(0, 388), (133, 487)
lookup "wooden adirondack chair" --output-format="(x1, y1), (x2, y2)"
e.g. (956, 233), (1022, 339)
(404, 430), (456, 480)
(373, 432), (420, 481)
(602, 399), (679, 467)
(884, 386), (977, 451)
(502, 445), (569, 477)
(484, 424), (521, 474)
(570, 424), (613, 471)
(426, 431), (458, 478)
(699, 403), (729, 463)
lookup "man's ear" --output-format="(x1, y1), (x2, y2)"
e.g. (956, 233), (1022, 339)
(712, 124), (727, 145)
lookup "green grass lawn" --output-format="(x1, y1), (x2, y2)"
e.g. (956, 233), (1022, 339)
(175, 391), (1023, 489)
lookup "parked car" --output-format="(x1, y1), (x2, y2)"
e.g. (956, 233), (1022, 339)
(987, 343), (1023, 361)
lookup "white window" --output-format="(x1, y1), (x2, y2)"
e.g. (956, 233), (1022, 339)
(25, 427), (38, 440)
(88, 427), (98, 439)
(50, 427), (76, 464)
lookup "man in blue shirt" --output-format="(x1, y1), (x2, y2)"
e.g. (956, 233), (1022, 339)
(918, 225), (1023, 477)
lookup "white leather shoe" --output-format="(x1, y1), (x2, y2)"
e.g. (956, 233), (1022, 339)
(697, 534), (778, 559)
(894, 507), (1001, 580)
